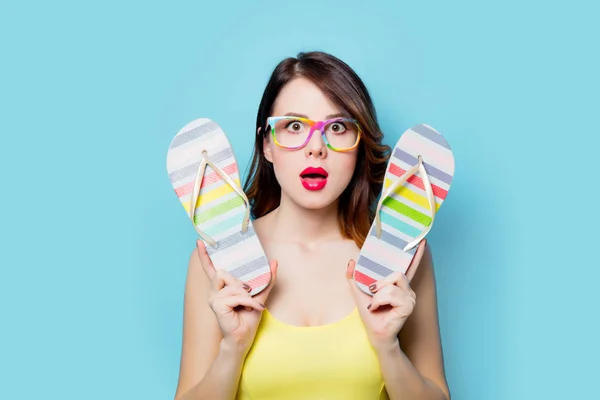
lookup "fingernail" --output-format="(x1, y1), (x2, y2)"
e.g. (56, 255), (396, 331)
(367, 303), (371, 310)
(368, 283), (376, 292)
(243, 283), (251, 291)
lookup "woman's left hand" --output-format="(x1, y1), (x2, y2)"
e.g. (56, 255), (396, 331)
(346, 239), (427, 352)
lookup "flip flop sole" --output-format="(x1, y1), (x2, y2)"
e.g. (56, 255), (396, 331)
(354, 124), (455, 295)
(167, 118), (271, 296)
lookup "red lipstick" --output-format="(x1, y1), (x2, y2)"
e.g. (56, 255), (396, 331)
(300, 167), (328, 191)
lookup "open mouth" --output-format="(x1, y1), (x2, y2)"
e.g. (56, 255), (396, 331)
(300, 167), (328, 190)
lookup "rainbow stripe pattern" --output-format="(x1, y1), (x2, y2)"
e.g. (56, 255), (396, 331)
(166, 118), (271, 296)
(353, 124), (455, 295)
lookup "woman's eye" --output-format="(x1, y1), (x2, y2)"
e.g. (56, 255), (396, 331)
(287, 121), (303, 132)
(329, 123), (346, 133)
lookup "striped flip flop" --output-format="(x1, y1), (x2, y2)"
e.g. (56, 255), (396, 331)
(166, 118), (272, 296)
(353, 124), (455, 295)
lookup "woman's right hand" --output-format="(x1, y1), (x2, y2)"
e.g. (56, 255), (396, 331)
(196, 240), (278, 354)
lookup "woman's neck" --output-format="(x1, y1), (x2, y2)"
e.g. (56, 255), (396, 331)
(267, 194), (340, 246)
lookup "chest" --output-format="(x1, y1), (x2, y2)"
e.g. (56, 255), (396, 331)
(261, 242), (360, 326)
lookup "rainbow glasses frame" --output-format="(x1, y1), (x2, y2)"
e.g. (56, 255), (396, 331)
(263, 116), (362, 152)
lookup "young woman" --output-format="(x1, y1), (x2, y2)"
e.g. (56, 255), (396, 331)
(174, 51), (451, 400)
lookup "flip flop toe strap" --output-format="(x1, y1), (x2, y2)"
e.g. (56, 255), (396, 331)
(189, 150), (250, 247)
(375, 155), (436, 252)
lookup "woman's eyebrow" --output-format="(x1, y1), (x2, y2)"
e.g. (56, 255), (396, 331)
(283, 112), (309, 118)
(282, 112), (349, 119)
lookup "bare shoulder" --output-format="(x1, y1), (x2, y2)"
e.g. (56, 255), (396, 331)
(252, 215), (267, 236)
(251, 211), (275, 245)
(399, 242), (451, 399)
(173, 246), (222, 399)
(182, 246), (213, 305)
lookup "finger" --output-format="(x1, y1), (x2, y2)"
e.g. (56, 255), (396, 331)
(216, 289), (255, 312)
(395, 272), (411, 293)
(368, 270), (406, 293)
(345, 259), (362, 297)
(220, 295), (266, 313)
(405, 239), (427, 282)
(345, 259), (356, 280)
(217, 278), (252, 294)
(368, 284), (398, 306)
(215, 284), (253, 298)
(196, 240), (216, 280)
(255, 260), (278, 303)
(212, 269), (244, 292)
(345, 259), (371, 305)
(368, 288), (415, 312)
(197, 240), (253, 293)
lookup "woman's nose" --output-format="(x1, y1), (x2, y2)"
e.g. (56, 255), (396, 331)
(305, 129), (326, 158)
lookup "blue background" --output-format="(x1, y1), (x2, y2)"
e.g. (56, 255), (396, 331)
(1, 0), (598, 399)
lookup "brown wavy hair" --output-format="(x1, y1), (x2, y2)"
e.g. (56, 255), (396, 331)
(243, 51), (391, 248)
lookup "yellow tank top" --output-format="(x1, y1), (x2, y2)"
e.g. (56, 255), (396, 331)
(236, 307), (389, 400)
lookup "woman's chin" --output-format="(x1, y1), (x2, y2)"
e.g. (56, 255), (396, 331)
(292, 189), (341, 211)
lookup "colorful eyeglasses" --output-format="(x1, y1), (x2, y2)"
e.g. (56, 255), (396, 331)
(263, 116), (362, 152)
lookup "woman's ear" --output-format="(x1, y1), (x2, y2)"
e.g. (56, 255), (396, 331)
(263, 135), (273, 163)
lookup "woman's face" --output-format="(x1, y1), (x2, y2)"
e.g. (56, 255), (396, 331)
(263, 77), (359, 210)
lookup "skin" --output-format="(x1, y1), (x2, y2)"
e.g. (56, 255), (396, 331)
(173, 77), (451, 400)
